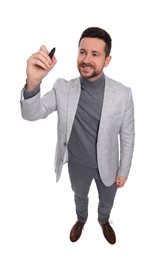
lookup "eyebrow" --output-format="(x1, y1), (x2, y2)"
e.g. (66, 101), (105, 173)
(79, 48), (101, 54)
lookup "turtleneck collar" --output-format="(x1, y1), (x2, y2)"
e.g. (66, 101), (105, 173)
(80, 73), (105, 88)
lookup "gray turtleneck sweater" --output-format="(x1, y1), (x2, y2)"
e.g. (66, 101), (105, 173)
(23, 74), (105, 169)
(68, 74), (105, 169)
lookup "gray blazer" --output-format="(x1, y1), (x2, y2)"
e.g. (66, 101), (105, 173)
(20, 75), (135, 186)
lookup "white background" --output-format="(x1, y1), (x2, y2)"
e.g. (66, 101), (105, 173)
(0, 0), (156, 259)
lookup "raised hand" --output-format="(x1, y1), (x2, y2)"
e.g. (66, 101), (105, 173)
(26, 45), (57, 91)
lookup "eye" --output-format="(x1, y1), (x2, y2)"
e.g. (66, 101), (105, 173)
(92, 52), (99, 57)
(79, 50), (85, 55)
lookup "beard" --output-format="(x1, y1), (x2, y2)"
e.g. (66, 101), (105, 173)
(78, 62), (102, 80)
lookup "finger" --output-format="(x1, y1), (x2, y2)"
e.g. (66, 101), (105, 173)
(38, 52), (52, 67)
(116, 178), (121, 187)
(51, 55), (57, 64)
(39, 45), (57, 65)
(35, 55), (57, 71)
(38, 46), (52, 63)
(34, 58), (50, 70)
(39, 50), (53, 64)
(40, 44), (49, 53)
(30, 52), (51, 69)
(27, 55), (49, 71)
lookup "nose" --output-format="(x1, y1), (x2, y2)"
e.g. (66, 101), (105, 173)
(83, 54), (91, 63)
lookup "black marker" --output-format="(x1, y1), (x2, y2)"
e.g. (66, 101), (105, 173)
(49, 47), (56, 59)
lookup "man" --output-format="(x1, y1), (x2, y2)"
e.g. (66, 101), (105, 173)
(20, 27), (135, 244)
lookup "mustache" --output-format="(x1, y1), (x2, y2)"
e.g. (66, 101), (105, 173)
(79, 62), (94, 68)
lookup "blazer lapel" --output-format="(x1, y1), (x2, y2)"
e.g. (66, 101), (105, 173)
(98, 76), (114, 139)
(66, 78), (81, 141)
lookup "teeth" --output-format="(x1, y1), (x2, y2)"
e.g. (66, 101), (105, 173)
(82, 66), (91, 69)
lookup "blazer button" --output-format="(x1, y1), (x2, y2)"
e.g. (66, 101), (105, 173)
(63, 142), (67, 146)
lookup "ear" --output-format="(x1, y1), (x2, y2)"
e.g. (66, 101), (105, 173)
(104, 55), (112, 67)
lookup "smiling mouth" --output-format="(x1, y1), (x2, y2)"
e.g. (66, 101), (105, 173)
(81, 65), (93, 71)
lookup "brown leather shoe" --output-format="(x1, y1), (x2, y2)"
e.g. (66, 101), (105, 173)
(99, 221), (116, 244)
(70, 221), (85, 242)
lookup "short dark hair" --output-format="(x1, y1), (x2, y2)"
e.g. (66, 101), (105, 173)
(79, 27), (112, 57)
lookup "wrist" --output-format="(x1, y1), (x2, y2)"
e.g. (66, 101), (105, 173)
(25, 79), (41, 92)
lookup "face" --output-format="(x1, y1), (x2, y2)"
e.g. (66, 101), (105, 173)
(77, 37), (111, 81)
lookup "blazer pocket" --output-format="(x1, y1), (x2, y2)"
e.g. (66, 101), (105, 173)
(108, 113), (123, 119)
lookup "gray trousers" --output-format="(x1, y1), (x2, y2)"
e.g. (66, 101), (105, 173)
(68, 161), (117, 224)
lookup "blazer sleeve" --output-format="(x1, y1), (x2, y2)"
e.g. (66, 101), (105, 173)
(20, 86), (57, 121)
(117, 88), (135, 177)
